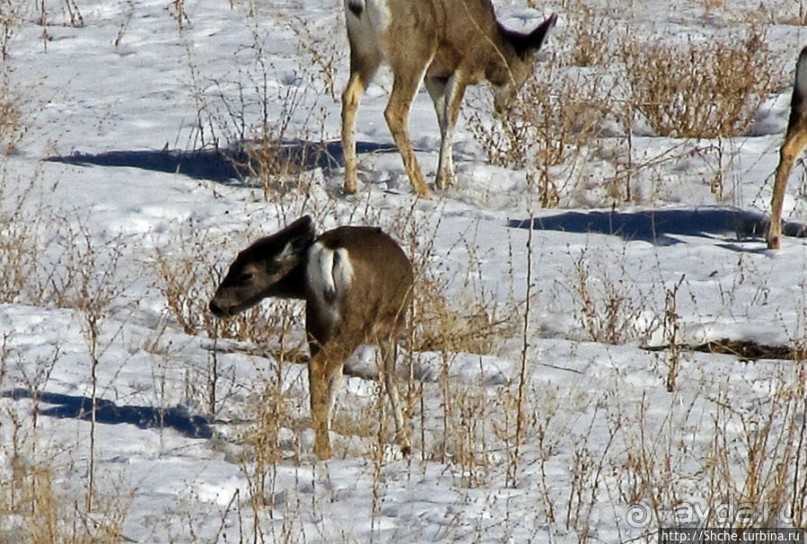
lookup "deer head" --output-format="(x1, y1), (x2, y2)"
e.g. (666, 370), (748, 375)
(490, 14), (558, 115)
(209, 215), (315, 317)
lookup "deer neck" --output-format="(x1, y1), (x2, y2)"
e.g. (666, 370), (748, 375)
(266, 262), (308, 300)
(475, 25), (516, 85)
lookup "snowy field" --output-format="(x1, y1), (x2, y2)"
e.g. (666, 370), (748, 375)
(1, 0), (807, 542)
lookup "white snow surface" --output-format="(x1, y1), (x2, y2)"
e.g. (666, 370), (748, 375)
(2, 0), (807, 542)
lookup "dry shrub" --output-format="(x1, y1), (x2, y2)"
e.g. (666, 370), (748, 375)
(0, 461), (127, 543)
(697, 0), (725, 14)
(0, 73), (24, 154)
(283, 13), (340, 101)
(468, 63), (611, 207)
(0, 179), (38, 303)
(620, 28), (776, 138)
(437, 384), (494, 486)
(567, 1), (612, 67)
(0, 399), (129, 544)
(615, 362), (807, 531)
(0, 0), (29, 60)
(385, 209), (519, 356)
(193, 68), (317, 201)
(188, 3), (335, 202)
(758, 0), (807, 26)
(152, 227), (302, 346)
(235, 136), (332, 201)
(46, 222), (124, 314)
(571, 247), (659, 345)
(413, 277), (516, 355)
(0, 7), (29, 152)
(236, 380), (297, 509)
(2, 460), (130, 543)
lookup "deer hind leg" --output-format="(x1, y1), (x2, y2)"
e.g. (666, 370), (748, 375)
(379, 339), (411, 456)
(342, 51), (380, 195)
(385, 68), (431, 198)
(768, 128), (807, 249)
(425, 74), (467, 191)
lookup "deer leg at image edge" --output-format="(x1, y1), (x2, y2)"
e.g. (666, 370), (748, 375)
(768, 131), (807, 249)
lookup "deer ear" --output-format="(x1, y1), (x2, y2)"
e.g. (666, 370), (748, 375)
(273, 237), (308, 269)
(514, 13), (557, 58)
(279, 215), (316, 250)
(280, 224), (316, 266)
(283, 215), (315, 235)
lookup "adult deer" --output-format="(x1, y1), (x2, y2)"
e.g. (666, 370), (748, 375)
(209, 216), (413, 460)
(768, 45), (807, 249)
(341, 0), (557, 198)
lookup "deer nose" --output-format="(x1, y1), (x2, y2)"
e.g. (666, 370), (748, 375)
(209, 299), (227, 317)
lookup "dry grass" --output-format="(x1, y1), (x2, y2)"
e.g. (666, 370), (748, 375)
(0, 348), (130, 544)
(566, 0), (613, 68)
(412, 277), (518, 355)
(0, 459), (129, 543)
(569, 245), (660, 344)
(616, 361), (807, 531)
(0, 47), (25, 153)
(0, 175), (40, 303)
(468, 62), (612, 207)
(0, 85), (22, 154)
(620, 28), (777, 138)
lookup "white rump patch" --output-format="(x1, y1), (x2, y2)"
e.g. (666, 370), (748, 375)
(307, 242), (354, 325)
(345, 0), (390, 60)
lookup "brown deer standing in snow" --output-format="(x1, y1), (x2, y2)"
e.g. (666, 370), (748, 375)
(341, 0), (557, 198)
(209, 216), (413, 460)
(768, 46), (807, 249)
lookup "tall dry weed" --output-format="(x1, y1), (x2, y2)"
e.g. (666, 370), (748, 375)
(468, 62), (612, 207)
(620, 28), (776, 138)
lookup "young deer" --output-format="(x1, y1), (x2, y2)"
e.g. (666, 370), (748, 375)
(342, 0), (557, 198)
(209, 215), (413, 460)
(768, 46), (807, 249)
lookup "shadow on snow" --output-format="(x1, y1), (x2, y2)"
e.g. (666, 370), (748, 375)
(45, 143), (807, 248)
(508, 207), (807, 247)
(44, 140), (397, 184)
(2, 388), (213, 439)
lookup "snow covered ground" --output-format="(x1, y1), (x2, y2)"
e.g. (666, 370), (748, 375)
(1, 0), (807, 542)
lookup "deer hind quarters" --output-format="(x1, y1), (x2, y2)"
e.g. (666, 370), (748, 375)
(306, 242), (354, 326)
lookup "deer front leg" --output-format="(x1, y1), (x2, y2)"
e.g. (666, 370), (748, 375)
(768, 130), (807, 249)
(386, 73), (431, 199)
(308, 353), (332, 459)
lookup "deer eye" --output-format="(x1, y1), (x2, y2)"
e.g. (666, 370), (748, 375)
(236, 272), (253, 285)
